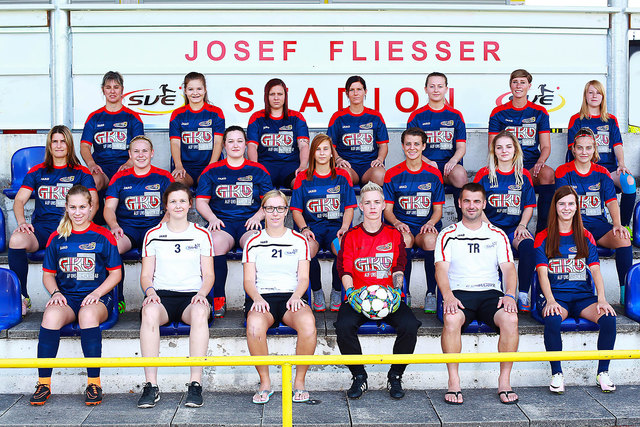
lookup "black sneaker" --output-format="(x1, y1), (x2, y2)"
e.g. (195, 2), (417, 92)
(185, 381), (203, 407)
(347, 374), (368, 399)
(30, 383), (51, 406)
(137, 382), (160, 408)
(85, 383), (103, 406)
(387, 374), (405, 399)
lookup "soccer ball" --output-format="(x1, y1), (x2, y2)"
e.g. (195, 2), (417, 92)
(358, 285), (400, 320)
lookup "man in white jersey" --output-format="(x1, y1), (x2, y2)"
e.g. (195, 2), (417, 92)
(436, 182), (519, 405)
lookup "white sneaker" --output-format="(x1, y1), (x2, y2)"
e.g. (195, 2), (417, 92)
(424, 293), (437, 314)
(549, 373), (565, 394)
(596, 371), (616, 392)
(518, 292), (531, 312)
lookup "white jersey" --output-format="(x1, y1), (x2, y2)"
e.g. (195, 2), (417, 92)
(242, 228), (310, 294)
(142, 222), (213, 293)
(435, 221), (513, 292)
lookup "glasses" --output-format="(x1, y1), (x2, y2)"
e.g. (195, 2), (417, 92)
(263, 206), (288, 213)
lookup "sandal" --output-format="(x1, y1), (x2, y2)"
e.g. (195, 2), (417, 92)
(293, 389), (310, 403)
(252, 389), (274, 404)
(498, 390), (519, 404)
(444, 390), (463, 405)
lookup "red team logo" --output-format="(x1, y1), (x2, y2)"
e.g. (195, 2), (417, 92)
(261, 133), (293, 147)
(548, 258), (586, 274)
(579, 195), (601, 210)
(59, 256), (96, 273)
(306, 198), (340, 213)
(216, 184), (253, 199)
(487, 194), (521, 208)
(424, 130), (454, 144)
(343, 133), (373, 146)
(355, 256), (393, 272)
(398, 196), (431, 210)
(505, 126), (536, 140)
(125, 195), (161, 211)
(95, 131), (127, 145)
(37, 185), (69, 200)
(182, 130), (212, 145)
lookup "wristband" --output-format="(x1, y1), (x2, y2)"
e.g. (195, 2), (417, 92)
(144, 287), (155, 297)
(300, 226), (310, 233)
(504, 293), (516, 302)
(518, 224), (527, 228)
(51, 290), (61, 297)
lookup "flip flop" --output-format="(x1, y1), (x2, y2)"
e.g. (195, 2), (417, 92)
(444, 390), (463, 405)
(498, 390), (519, 404)
(252, 390), (274, 404)
(293, 389), (310, 403)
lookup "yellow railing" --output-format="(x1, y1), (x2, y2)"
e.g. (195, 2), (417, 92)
(2, 350), (640, 426)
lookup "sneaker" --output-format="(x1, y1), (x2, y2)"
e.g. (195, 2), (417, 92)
(29, 383), (51, 406)
(424, 293), (436, 314)
(185, 381), (203, 407)
(137, 382), (160, 408)
(596, 371), (616, 392)
(387, 374), (405, 399)
(213, 297), (226, 318)
(330, 289), (342, 312)
(347, 374), (368, 399)
(518, 292), (531, 313)
(313, 290), (326, 312)
(405, 293), (412, 308)
(549, 373), (565, 394)
(22, 297), (31, 317)
(85, 383), (103, 406)
(118, 300), (126, 314)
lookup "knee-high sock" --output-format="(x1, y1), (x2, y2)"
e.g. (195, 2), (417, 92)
(597, 314), (617, 373)
(331, 260), (342, 292)
(543, 314), (563, 375)
(37, 327), (61, 378)
(117, 265), (125, 304)
(620, 193), (635, 227)
(517, 239), (535, 293)
(310, 257), (322, 292)
(80, 326), (102, 379)
(452, 187), (462, 221)
(8, 248), (29, 299)
(536, 185), (555, 233)
(213, 255), (228, 299)
(404, 258), (412, 296)
(423, 250), (436, 295)
(615, 245), (633, 287)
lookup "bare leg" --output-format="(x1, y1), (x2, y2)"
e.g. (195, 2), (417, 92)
(140, 303), (170, 385)
(442, 311), (465, 404)
(494, 309), (519, 402)
(182, 302), (211, 383)
(282, 306), (317, 390)
(246, 310), (275, 392)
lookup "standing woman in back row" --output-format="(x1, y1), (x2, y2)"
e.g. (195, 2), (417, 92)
(247, 78), (310, 188)
(328, 75), (389, 186)
(169, 72), (226, 187)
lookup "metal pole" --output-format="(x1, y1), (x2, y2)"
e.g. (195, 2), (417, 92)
(610, 0), (629, 130)
(281, 363), (293, 427)
(50, 0), (72, 128)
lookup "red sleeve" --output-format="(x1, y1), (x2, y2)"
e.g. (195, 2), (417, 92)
(337, 227), (356, 279)
(392, 228), (407, 274)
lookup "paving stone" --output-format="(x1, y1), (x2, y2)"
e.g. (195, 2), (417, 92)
(82, 392), (181, 426)
(262, 391), (349, 426)
(349, 390), (439, 426)
(0, 396), (20, 417)
(516, 386), (615, 426)
(426, 388), (528, 426)
(0, 394), (93, 426)
(585, 384), (640, 426)
(171, 392), (262, 427)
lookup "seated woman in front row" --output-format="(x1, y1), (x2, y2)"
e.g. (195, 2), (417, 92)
(30, 185), (121, 407)
(534, 185), (616, 394)
(244, 190), (316, 405)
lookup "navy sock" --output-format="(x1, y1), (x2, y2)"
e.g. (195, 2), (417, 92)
(117, 265), (125, 304)
(37, 327), (61, 378)
(331, 261), (341, 292)
(543, 314), (563, 375)
(614, 245), (632, 287)
(213, 255), (228, 299)
(80, 327), (102, 378)
(8, 248), (29, 299)
(536, 185), (555, 233)
(620, 193), (636, 227)
(517, 239), (535, 293)
(310, 257), (322, 292)
(451, 187), (462, 221)
(423, 250), (436, 295)
(404, 258), (412, 295)
(597, 314), (617, 372)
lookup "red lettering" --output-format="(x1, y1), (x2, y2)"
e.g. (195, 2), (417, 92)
(446, 88), (455, 108)
(435, 41), (451, 61)
(207, 41), (225, 61)
(259, 41), (274, 61)
(374, 87), (380, 111)
(235, 87), (254, 113)
(388, 41), (402, 61)
(412, 41), (427, 61)
(353, 40), (366, 61)
(395, 88), (419, 113)
(484, 41), (500, 61)
(300, 88), (323, 113)
(234, 40), (250, 61)
(375, 40), (380, 61)
(460, 41), (474, 61)
(338, 88), (346, 110)
(330, 41), (343, 61)
(283, 40), (297, 61)
(186, 40), (197, 61)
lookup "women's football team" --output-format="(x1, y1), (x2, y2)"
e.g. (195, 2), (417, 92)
(7, 70), (632, 406)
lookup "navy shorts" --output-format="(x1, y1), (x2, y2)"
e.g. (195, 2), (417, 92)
(122, 224), (153, 250)
(244, 292), (306, 327)
(65, 292), (114, 317)
(453, 289), (504, 331)
(218, 219), (260, 245)
(407, 221), (442, 239)
(524, 158), (538, 171)
(552, 291), (598, 319)
(310, 224), (340, 250)
(33, 222), (58, 249)
(155, 290), (212, 324)
(435, 160), (463, 177)
(264, 162), (297, 189)
(183, 164), (208, 184)
(350, 162), (372, 182)
(100, 163), (123, 181)
(584, 218), (612, 241)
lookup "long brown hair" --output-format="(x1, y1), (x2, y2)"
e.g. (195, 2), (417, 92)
(182, 72), (209, 105)
(545, 185), (589, 259)
(306, 133), (336, 181)
(264, 78), (288, 120)
(44, 125), (81, 172)
(579, 80), (609, 122)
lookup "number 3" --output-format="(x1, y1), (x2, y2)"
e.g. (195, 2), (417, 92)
(175, 244), (181, 253)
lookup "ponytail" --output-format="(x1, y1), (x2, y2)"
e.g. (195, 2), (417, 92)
(57, 185), (92, 238)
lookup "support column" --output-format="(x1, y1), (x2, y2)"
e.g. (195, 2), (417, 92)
(50, 0), (72, 128)
(609, 0), (629, 130)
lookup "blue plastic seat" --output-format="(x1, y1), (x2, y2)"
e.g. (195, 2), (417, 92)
(0, 268), (22, 331)
(530, 270), (599, 332)
(633, 201), (640, 248)
(624, 263), (640, 323)
(436, 289), (495, 333)
(340, 279), (408, 334)
(59, 285), (120, 336)
(26, 250), (45, 262)
(3, 146), (46, 199)
(0, 209), (6, 252)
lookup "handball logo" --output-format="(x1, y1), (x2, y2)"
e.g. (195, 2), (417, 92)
(59, 256), (95, 273)
(398, 195), (432, 210)
(487, 194), (521, 208)
(279, 125), (293, 131)
(355, 256), (393, 272)
(343, 133), (373, 146)
(495, 83), (566, 113)
(440, 120), (454, 126)
(588, 184), (601, 191)
(359, 122), (373, 130)
(38, 185), (69, 200)
(199, 119), (212, 127)
(548, 258), (586, 274)
(79, 242), (96, 251)
(261, 133), (293, 147)
(376, 242), (393, 251)
(59, 176), (75, 183)
(113, 122), (128, 128)
(306, 198), (340, 213)
(597, 125), (609, 132)
(216, 184), (253, 199)
(326, 185), (341, 194)
(417, 183), (432, 191)
(95, 131), (127, 145)
(237, 175), (253, 182)
(425, 130), (454, 144)
(145, 184), (161, 191)
(124, 84), (182, 116)
(125, 195), (161, 210)
(508, 185), (522, 191)
(569, 246), (578, 253)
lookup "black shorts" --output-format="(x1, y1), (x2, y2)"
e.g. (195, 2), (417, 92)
(33, 221), (58, 249)
(453, 289), (504, 332)
(155, 290), (212, 324)
(122, 224), (153, 250)
(65, 292), (114, 317)
(244, 292), (305, 327)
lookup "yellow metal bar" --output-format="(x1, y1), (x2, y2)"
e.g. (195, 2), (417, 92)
(282, 363), (293, 427)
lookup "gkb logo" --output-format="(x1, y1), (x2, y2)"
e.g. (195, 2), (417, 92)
(124, 84), (183, 116)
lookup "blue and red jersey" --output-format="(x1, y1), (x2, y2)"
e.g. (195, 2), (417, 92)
(247, 109), (309, 167)
(105, 166), (174, 229)
(169, 103), (226, 172)
(567, 113), (622, 172)
(290, 169), (357, 231)
(406, 104), (466, 165)
(473, 167), (536, 231)
(43, 223), (122, 299)
(327, 107), (389, 168)
(383, 161), (445, 232)
(555, 162), (617, 226)
(488, 101), (550, 169)
(196, 159), (273, 223)
(21, 163), (96, 226)
(534, 228), (599, 294)
(81, 106), (144, 171)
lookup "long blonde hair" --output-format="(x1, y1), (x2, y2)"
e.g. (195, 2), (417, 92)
(57, 185), (92, 238)
(579, 80), (609, 122)
(487, 130), (524, 188)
